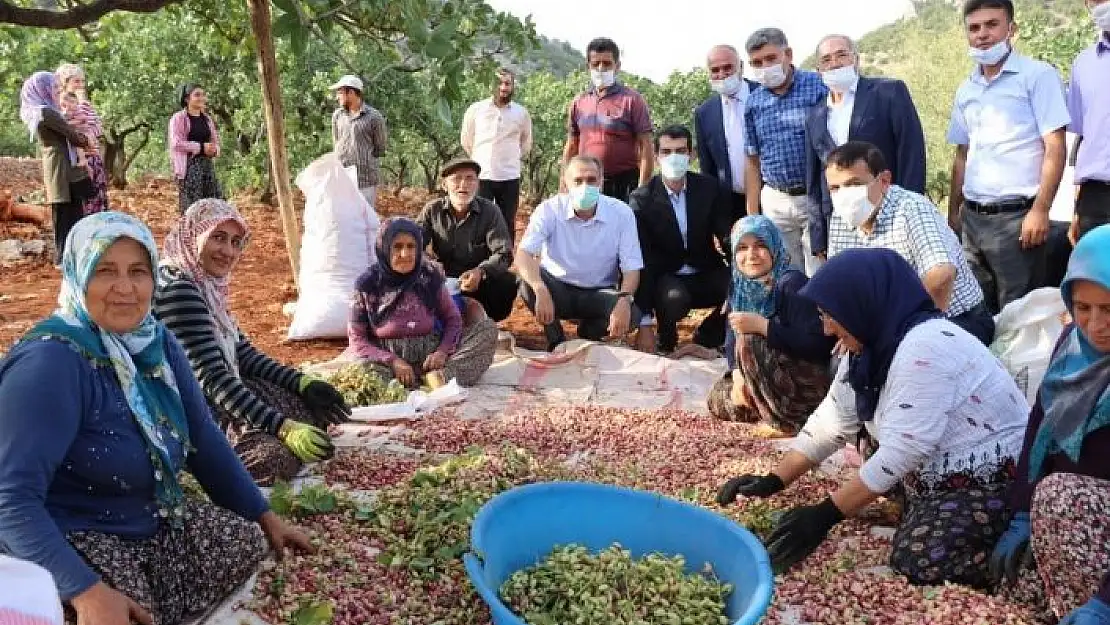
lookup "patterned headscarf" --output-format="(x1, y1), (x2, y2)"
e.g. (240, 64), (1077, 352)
(19, 211), (191, 526)
(1028, 224), (1110, 479)
(800, 248), (942, 421)
(728, 215), (792, 317)
(19, 71), (59, 142)
(160, 198), (251, 374)
(354, 217), (444, 326)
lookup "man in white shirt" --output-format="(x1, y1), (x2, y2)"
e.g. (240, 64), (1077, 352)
(461, 68), (533, 238)
(695, 44), (758, 225)
(517, 155), (644, 351)
(947, 0), (1069, 314)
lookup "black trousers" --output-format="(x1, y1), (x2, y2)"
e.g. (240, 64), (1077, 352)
(1076, 180), (1110, 242)
(643, 268), (730, 351)
(961, 203), (1047, 315)
(519, 268), (641, 350)
(728, 192), (748, 228)
(465, 270), (519, 322)
(52, 201), (83, 264)
(477, 179), (521, 237)
(603, 169), (640, 204)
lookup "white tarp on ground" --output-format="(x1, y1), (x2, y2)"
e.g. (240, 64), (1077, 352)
(201, 339), (727, 624)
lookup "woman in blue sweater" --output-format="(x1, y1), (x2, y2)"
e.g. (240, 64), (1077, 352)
(0, 212), (310, 625)
(707, 215), (835, 435)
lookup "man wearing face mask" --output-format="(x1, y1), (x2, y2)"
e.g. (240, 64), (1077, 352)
(742, 28), (829, 277)
(826, 141), (994, 346)
(1064, 0), (1110, 245)
(562, 37), (654, 203)
(518, 156), (644, 351)
(628, 125), (733, 354)
(804, 34), (926, 263)
(948, 0), (1069, 315)
(695, 44), (760, 225)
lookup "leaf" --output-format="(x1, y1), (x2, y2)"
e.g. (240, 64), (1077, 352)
(270, 0), (296, 17)
(291, 600), (334, 625)
(269, 481), (294, 516)
(434, 97), (452, 125)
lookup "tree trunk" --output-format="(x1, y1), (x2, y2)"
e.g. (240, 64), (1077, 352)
(247, 0), (301, 286)
(102, 137), (129, 189)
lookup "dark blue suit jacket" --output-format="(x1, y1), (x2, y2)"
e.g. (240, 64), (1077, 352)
(694, 80), (761, 193)
(804, 76), (926, 254)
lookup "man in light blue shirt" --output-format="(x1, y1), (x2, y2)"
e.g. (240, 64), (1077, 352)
(947, 0), (1069, 314)
(517, 155), (644, 351)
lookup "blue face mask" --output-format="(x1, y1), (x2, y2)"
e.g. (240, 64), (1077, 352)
(570, 184), (601, 210)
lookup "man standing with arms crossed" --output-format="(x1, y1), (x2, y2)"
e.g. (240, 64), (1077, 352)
(743, 28), (828, 275)
(562, 37), (654, 203)
(947, 0), (1069, 314)
(330, 74), (388, 208)
(461, 68), (533, 239)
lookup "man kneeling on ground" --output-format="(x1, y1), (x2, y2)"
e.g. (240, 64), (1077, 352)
(518, 155), (644, 351)
(629, 124), (732, 354)
(417, 157), (517, 322)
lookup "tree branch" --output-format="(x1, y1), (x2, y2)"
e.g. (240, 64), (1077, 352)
(121, 124), (151, 171)
(0, 0), (183, 29)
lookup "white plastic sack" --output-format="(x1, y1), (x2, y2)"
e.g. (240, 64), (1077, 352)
(990, 287), (1066, 405)
(287, 153), (380, 340)
(347, 379), (469, 421)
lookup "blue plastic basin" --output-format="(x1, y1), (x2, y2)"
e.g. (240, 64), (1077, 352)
(463, 481), (774, 625)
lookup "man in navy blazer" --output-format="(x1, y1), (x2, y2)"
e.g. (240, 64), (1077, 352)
(695, 44), (761, 225)
(804, 34), (926, 258)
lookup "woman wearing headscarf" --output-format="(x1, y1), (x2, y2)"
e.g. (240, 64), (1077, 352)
(155, 199), (349, 486)
(707, 215), (835, 434)
(19, 71), (91, 264)
(54, 63), (108, 216)
(718, 248), (1029, 587)
(0, 212), (310, 625)
(990, 225), (1110, 625)
(167, 83), (222, 214)
(346, 217), (498, 387)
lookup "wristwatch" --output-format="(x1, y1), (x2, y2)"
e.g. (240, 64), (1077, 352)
(616, 291), (632, 301)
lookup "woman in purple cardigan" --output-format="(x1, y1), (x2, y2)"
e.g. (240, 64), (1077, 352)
(346, 217), (497, 387)
(992, 224), (1110, 625)
(167, 83), (223, 214)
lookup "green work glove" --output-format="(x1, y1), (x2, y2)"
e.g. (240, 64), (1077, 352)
(277, 419), (335, 463)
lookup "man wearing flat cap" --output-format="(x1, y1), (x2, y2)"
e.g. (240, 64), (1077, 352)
(415, 158), (517, 321)
(330, 74), (388, 208)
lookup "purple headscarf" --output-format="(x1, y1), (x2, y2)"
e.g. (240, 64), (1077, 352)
(20, 72), (60, 142)
(354, 217), (445, 326)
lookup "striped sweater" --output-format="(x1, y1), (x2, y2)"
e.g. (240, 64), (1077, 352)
(153, 273), (303, 434)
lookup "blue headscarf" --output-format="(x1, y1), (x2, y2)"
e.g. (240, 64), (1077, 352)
(1028, 224), (1110, 480)
(355, 217), (445, 326)
(728, 215), (792, 316)
(20, 212), (191, 526)
(800, 248), (942, 421)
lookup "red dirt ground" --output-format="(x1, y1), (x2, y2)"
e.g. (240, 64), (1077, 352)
(0, 157), (698, 360)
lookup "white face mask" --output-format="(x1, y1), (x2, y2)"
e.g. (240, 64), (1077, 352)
(1093, 2), (1110, 31)
(659, 153), (690, 180)
(821, 66), (858, 93)
(590, 69), (616, 89)
(752, 63), (787, 89)
(831, 181), (878, 229)
(969, 40), (1010, 66)
(710, 73), (743, 96)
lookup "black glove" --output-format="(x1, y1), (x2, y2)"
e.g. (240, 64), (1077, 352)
(299, 379), (352, 425)
(716, 473), (785, 505)
(766, 497), (845, 573)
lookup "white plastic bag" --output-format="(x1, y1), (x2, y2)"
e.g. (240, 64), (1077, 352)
(287, 153), (380, 340)
(990, 287), (1066, 405)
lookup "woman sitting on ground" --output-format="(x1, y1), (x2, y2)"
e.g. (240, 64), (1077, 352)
(707, 215), (835, 435)
(718, 248), (1029, 588)
(0, 212), (310, 625)
(346, 217), (498, 387)
(991, 225), (1110, 625)
(155, 199), (349, 486)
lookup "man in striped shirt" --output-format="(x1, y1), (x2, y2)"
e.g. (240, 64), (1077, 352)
(331, 74), (389, 208)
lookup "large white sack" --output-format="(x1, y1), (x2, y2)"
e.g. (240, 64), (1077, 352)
(989, 287), (1066, 405)
(287, 153), (379, 340)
